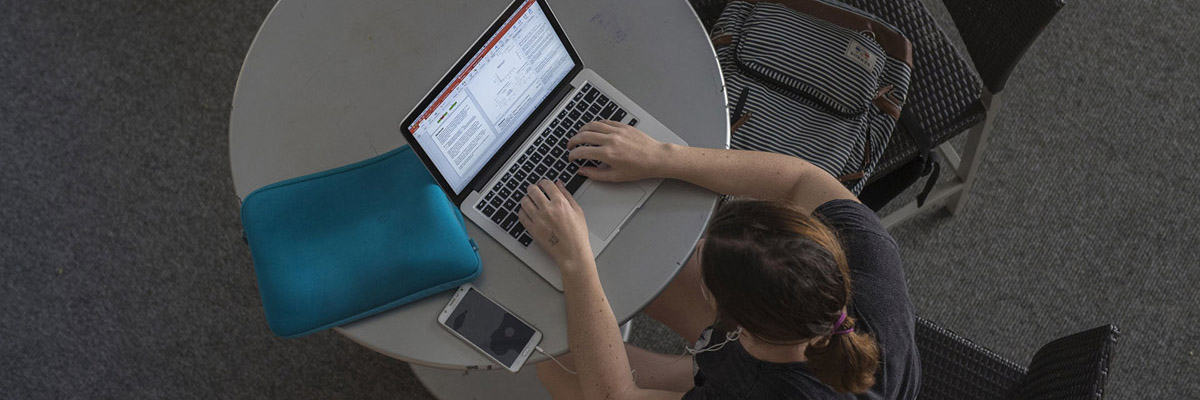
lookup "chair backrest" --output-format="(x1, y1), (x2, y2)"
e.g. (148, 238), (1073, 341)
(941, 0), (1067, 93)
(915, 316), (1027, 400)
(1017, 324), (1121, 400)
(916, 317), (1120, 400)
(839, 0), (986, 171)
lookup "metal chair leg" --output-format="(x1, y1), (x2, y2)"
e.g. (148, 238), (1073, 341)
(881, 181), (964, 228)
(880, 91), (1001, 229)
(947, 91), (1002, 215)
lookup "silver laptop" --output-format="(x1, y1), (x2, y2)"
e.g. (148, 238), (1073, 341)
(399, 0), (686, 291)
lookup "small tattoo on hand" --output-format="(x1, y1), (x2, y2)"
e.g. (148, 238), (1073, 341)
(549, 234), (560, 245)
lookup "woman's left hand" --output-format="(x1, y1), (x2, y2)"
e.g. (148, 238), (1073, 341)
(518, 179), (593, 273)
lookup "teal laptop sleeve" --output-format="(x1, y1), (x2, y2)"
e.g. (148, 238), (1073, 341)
(240, 145), (481, 338)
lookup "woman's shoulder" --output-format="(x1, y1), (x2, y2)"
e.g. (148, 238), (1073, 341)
(814, 201), (921, 400)
(813, 199), (895, 245)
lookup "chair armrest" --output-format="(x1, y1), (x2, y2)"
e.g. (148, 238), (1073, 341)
(940, 0), (1066, 93)
(1017, 324), (1120, 400)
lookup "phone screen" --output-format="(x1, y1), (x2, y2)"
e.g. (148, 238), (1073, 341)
(446, 288), (537, 368)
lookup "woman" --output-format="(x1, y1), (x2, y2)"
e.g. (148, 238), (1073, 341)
(519, 120), (919, 399)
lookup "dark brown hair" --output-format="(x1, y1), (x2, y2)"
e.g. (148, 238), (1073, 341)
(700, 199), (879, 393)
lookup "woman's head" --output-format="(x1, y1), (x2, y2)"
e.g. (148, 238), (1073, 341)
(700, 199), (879, 393)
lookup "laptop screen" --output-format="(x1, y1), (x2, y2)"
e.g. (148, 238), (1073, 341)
(406, 0), (575, 194)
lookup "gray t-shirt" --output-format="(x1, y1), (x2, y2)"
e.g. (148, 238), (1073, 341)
(682, 200), (920, 400)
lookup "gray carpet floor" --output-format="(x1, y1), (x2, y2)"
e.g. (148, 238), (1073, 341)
(2, 0), (1196, 398)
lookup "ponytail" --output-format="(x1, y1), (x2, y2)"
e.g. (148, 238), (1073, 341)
(805, 315), (880, 394)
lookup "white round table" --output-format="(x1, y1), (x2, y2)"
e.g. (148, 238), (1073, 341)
(230, 0), (728, 370)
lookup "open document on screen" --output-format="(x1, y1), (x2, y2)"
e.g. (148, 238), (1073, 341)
(408, 0), (574, 194)
(428, 93), (495, 176)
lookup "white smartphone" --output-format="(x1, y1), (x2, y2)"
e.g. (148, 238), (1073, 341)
(438, 284), (543, 372)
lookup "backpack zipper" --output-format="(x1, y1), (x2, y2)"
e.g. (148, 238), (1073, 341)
(733, 53), (864, 119)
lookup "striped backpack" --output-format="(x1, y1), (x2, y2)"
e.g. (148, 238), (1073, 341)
(712, 0), (913, 194)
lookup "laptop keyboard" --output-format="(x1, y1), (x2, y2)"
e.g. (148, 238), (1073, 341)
(473, 83), (638, 247)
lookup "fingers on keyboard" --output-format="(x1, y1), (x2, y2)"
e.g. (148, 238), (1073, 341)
(478, 83), (627, 246)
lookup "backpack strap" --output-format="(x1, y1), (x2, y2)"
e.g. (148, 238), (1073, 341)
(873, 84), (903, 120)
(899, 108), (940, 207)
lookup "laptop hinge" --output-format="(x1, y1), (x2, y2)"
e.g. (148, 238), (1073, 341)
(469, 82), (576, 193)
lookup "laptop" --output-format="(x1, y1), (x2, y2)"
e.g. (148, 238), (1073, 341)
(399, 0), (687, 291)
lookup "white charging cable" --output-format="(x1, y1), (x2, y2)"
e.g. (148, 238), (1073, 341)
(535, 346), (577, 375)
(535, 328), (739, 375)
(534, 346), (644, 380)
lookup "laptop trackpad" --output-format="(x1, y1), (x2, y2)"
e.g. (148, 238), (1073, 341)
(576, 182), (645, 241)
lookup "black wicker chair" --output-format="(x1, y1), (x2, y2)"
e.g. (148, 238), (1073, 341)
(849, 0), (1066, 227)
(689, 0), (1066, 227)
(916, 316), (1120, 400)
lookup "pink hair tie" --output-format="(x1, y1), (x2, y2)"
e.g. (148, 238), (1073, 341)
(831, 311), (855, 335)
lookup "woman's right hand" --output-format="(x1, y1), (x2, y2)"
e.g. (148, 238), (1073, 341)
(566, 120), (672, 182)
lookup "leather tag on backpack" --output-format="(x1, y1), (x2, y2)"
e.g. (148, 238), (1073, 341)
(844, 40), (878, 72)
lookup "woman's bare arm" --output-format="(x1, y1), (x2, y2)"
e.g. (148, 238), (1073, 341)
(567, 121), (857, 213)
